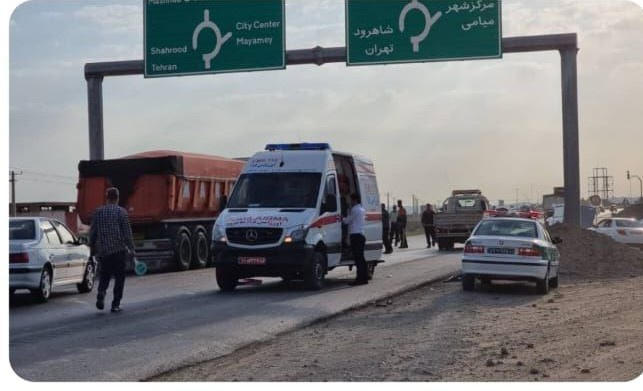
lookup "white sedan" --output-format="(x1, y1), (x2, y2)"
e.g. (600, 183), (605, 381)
(588, 218), (643, 249)
(10, 217), (96, 302)
(462, 217), (562, 294)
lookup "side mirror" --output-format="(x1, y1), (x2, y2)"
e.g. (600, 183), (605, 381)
(552, 236), (563, 244)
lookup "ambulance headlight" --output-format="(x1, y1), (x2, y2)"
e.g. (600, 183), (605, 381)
(285, 228), (308, 243)
(212, 225), (226, 242)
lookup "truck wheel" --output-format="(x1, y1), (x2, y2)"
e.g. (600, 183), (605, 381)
(31, 268), (52, 302)
(216, 267), (238, 292)
(437, 239), (445, 251)
(462, 274), (475, 291)
(175, 231), (192, 271)
(191, 229), (208, 269)
(304, 252), (326, 290)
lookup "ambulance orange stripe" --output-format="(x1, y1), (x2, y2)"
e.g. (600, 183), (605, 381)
(310, 214), (341, 228)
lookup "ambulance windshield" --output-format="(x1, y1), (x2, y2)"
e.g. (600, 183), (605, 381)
(227, 173), (322, 208)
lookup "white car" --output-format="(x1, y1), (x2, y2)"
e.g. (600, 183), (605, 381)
(588, 218), (643, 249)
(9, 217), (96, 302)
(462, 217), (562, 294)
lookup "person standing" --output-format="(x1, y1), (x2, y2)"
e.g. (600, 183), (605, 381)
(397, 199), (408, 248)
(381, 203), (393, 254)
(389, 205), (399, 247)
(421, 203), (437, 248)
(343, 193), (368, 285)
(89, 187), (135, 312)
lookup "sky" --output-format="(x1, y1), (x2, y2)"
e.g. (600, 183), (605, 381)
(5, 0), (643, 209)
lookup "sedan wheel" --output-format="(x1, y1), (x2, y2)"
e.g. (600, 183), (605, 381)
(77, 261), (96, 293)
(462, 274), (475, 291)
(31, 268), (52, 302)
(537, 268), (550, 294)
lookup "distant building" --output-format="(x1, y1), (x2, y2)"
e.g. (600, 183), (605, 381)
(9, 202), (87, 234)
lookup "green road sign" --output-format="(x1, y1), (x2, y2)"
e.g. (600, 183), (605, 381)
(144, 0), (285, 78)
(346, 0), (502, 66)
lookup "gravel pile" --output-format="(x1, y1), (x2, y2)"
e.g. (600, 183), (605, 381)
(549, 224), (643, 282)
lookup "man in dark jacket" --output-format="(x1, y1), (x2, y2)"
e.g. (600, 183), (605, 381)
(381, 204), (393, 254)
(421, 203), (437, 248)
(397, 200), (408, 248)
(89, 187), (134, 312)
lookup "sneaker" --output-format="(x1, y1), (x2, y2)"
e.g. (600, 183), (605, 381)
(110, 306), (122, 313)
(96, 293), (105, 310)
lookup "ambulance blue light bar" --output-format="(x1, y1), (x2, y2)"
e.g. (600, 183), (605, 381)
(265, 143), (331, 151)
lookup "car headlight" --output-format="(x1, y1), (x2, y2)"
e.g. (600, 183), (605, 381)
(285, 227), (308, 243)
(212, 225), (226, 242)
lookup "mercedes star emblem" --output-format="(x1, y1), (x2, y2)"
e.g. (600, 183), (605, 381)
(245, 229), (259, 242)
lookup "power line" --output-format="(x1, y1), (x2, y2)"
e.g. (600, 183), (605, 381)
(9, 167), (76, 180)
(19, 177), (77, 186)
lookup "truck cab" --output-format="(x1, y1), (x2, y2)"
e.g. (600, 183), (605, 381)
(211, 143), (383, 291)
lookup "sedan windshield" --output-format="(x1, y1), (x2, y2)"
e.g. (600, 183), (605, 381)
(474, 220), (538, 238)
(9, 220), (36, 240)
(227, 173), (322, 208)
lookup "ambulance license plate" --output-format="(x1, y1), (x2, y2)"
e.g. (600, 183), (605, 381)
(238, 256), (266, 265)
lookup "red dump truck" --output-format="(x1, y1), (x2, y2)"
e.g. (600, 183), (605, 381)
(76, 151), (245, 272)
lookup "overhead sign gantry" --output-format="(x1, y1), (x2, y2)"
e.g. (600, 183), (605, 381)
(87, 1), (582, 226)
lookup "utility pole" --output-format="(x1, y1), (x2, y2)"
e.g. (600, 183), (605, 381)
(386, 192), (391, 210)
(9, 170), (21, 217)
(627, 170), (643, 203)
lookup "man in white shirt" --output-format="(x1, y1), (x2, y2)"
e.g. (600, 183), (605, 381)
(343, 193), (368, 285)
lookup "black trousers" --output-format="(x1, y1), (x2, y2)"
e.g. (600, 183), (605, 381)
(390, 222), (399, 245)
(382, 226), (393, 252)
(424, 225), (436, 246)
(399, 227), (408, 248)
(350, 233), (368, 282)
(97, 251), (127, 307)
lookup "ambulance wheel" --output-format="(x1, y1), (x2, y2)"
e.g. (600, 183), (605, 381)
(175, 230), (192, 271)
(304, 251), (325, 290)
(367, 262), (376, 280)
(191, 229), (208, 269)
(216, 267), (238, 292)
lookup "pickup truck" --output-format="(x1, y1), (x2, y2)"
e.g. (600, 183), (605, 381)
(434, 189), (490, 250)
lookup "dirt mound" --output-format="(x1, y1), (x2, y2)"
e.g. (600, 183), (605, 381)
(614, 204), (643, 220)
(549, 224), (643, 282)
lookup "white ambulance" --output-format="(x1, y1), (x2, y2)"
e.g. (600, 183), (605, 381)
(211, 143), (383, 291)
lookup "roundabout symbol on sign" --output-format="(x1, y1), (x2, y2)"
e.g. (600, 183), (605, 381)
(192, 9), (232, 69)
(399, 0), (442, 53)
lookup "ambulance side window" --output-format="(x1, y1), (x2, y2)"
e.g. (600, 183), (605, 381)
(322, 175), (338, 213)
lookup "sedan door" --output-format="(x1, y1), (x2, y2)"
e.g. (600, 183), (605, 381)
(52, 220), (88, 282)
(39, 220), (68, 282)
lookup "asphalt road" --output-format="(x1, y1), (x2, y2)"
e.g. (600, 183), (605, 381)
(9, 235), (462, 381)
